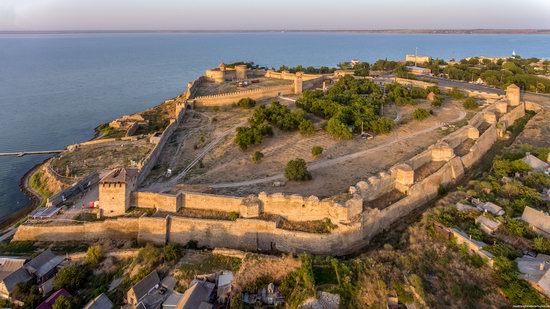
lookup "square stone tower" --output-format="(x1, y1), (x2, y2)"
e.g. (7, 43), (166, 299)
(294, 72), (304, 95)
(99, 168), (138, 217)
(506, 84), (521, 106)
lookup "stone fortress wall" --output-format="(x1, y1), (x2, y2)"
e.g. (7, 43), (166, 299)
(14, 81), (542, 255)
(186, 67), (327, 107)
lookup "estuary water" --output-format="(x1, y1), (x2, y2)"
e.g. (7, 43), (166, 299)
(1, 32), (550, 221)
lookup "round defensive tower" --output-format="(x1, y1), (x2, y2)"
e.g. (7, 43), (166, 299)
(235, 64), (248, 80)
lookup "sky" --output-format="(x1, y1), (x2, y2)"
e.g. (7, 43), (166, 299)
(1, 0), (550, 31)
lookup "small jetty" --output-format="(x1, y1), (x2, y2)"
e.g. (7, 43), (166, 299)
(0, 150), (63, 157)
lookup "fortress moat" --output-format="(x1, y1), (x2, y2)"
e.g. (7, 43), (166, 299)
(13, 60), (548, 256)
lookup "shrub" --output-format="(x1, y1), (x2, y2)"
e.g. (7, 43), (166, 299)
(431, 94), (444, 107)
(492, 159), (532, 178)
(533, 237), (550, 254)
(85, 245), (103, 266)
(237, 97), (256, 109)
(52, 295), (74, 309)
(448, 87), (466, 99)
(279, 254), (316, 308)
(251, 151), (264, 163)
(505, 218), (530, 238)
(163, 244), (182, 262)
(285, 158), (311, 181)
(228, 212), (239, 221)
(426, 85), (441, 95)
(463, 97), (478, 110)
(484, 243), (521, 259)
(326, 117), (352, 139)
(311, 146), (323, 157)
(299, 119), (315, 135)
(413, 108), (430, 120)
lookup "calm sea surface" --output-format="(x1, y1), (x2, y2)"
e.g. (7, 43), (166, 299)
(1, 32), (550, 220)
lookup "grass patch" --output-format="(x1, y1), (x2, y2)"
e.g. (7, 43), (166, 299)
(0, 241), (36, 255)
(178, 254), (242, 281)
(28, 170), (53, 206)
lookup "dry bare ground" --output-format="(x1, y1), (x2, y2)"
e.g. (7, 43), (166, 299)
(514, 110), (550, 148)
(232, 254), (301, 293)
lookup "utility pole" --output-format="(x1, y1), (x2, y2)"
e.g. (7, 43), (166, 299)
(415, 47), (418, 67)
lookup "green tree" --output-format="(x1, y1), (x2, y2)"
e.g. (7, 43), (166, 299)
(353, 62), (370, 76)
(311, 146), (323, 157)
(285, 158), (311, 181)
(54, 263), (89, 292)
(85, 245), (103, 266)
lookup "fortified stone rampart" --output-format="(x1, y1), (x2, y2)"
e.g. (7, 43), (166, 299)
(12, 218), (140, 242)
(138, 216), (168, 245)
(264, 70), (322, 81)
(182, 192), (244, 213)
(352, 171), (396, 201)
(131, 192), (182, 212)
(192, 84), (294, 107)
(136, 118), (180, 185)
(498, 103), (526, 128)
(14, 86), (535, 256)
(460, 124), (497, 169)
(258, 192), (362, 223)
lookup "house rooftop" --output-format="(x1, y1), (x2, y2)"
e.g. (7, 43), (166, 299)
(83, 292), (113, 309)
(522, 153), (549, 172)
(129, 271), (160, 304)
(0, 258), (26, 281)
(522, 206), (550, 237)
(178, 280), (215, 309)
(25, 249), (64, 279)
(37, 288), (71, 309)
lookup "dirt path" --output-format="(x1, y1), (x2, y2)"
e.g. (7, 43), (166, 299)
(208, 110), (467, 189)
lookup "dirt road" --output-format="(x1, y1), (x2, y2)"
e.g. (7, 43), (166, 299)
(208, 109), (467, 189)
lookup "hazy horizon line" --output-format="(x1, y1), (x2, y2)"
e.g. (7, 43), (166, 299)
(2, 29), (550, 35)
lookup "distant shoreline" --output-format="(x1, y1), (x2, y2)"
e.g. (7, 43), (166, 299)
(2, 29), (550, 35)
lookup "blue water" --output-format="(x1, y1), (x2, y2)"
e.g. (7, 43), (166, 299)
(1, 32), (550, 220)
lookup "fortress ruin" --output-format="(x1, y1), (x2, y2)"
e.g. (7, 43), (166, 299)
(13, 76), (543, 255)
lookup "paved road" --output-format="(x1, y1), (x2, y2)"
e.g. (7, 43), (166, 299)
(421, 76), (550, 109)
(208, 109), (467, 189)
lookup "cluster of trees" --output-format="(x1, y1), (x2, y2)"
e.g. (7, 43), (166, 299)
(235, 101), (313, 150)
(370, 59), (402, 72)
(276, 65), (336, 74)
(385, 83), (436, 106)
(297, 75), (394, 139)
(443, 57), (550, 93)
